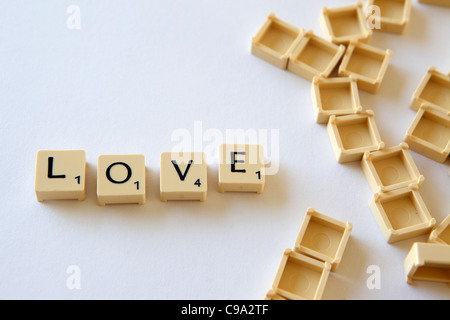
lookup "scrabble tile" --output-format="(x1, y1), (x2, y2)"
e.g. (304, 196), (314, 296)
(327, 111), (384, 163)
(404, 242), (450, 286)
(429, 214), (450, 245)
(404, 106), (450, 163)
(370, 187), (436, 244)
(97, 154), (146, 206)
(410, 67), (450, 116)
(294, 208), (353, 272)
(287, 30), (346, 81)
(338, 41), (392, 94)
(271, 249), (331, 300)
(320, 2), (373, 45)
(251, 13), (305, 70)
(160, 152), (207, 202)
(361, 143), (424, 193)
(35, 150), (86, 202)
(366, 0), (412, 34)
(218, 144), (265, 194)
(311, 76), (363, 124)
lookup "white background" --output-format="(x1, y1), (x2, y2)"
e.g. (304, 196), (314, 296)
(0, 0), (449, 300)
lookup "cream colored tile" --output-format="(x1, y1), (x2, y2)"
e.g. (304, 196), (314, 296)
(404, 106), (450, 163)
(97, 154), (146, 206)
(311, 76), (363, 124)
(271, 249), (331, 300)
(320, 2), (372, 45)
(327, 110), (384, 163)
(35, 150), (86, 202)
(339, 41), (392, 94)
(361, 143), (424, 193)
(218, 144), (265, 194)
(294, 208), (353, 272)
(429, 214), (450, 245)
(370, 187), (436, 243)
(410, 67), (450, 115)
(251, 13), (305, 70)
(366, 0), (412, 34)
(160, 152), (207, 202)
(287, 30), (345, 81)
(404, 242), (450, 285)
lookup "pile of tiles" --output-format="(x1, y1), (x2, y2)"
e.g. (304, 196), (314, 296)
(251, 1), (450, 299)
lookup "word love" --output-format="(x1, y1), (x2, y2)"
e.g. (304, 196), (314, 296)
(34, 144), (266, 205)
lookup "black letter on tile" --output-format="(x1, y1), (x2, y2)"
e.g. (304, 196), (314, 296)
(48, 157), (66, 179)
(171, 160), (193, 181)
(231, 152), (246, 173)
(106, 162), (132, 184)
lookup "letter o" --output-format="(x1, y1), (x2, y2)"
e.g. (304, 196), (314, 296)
(106, 162), (132, 184)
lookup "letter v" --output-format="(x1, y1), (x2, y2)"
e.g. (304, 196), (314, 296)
(171, 160), (193, 181)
